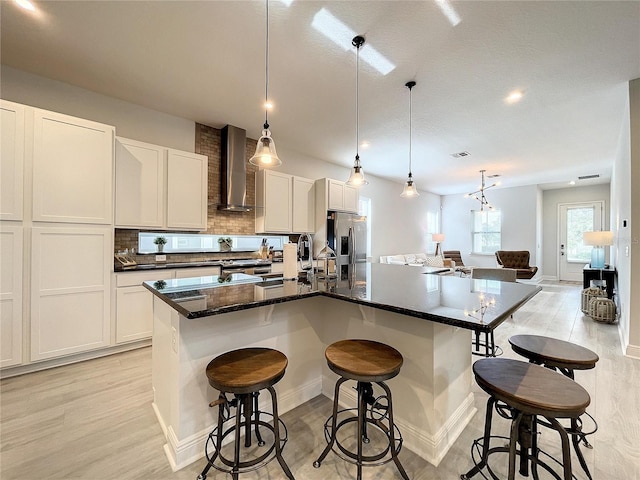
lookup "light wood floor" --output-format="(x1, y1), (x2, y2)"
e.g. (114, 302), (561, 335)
(2, 282), (639, 480)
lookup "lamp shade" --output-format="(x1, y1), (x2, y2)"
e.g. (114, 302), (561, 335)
(583, 231), (613, 246)
(432, 233), (445, 243)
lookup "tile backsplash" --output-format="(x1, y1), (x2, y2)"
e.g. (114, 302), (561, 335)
(114, 122), (261, 255)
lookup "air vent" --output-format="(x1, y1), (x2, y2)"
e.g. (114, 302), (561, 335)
(578, 174), (600, 180)
(487, 174), (501, 179)
(450, 151), (470, 158)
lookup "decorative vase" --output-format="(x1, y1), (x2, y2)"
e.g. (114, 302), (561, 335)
(157, 244), (164, 253)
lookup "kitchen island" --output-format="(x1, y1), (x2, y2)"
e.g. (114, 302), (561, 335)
(144, 264), (540, 471)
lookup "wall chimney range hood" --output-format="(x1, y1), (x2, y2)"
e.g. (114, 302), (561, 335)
(217, 125), (254, 211)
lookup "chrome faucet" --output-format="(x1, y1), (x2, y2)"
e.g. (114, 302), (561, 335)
(297, 233), (313, 272)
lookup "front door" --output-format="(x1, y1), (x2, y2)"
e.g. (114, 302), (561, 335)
(558, 202), (604, 281)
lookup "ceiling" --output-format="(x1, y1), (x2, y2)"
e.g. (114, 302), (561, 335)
(2, 1), (639, 195)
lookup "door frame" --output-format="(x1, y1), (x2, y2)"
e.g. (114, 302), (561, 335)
(557, 201), (604, 282)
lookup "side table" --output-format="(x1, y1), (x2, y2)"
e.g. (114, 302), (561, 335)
(582, 265), (616, 299)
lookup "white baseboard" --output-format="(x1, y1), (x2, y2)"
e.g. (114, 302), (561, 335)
(625, 342), (640, 360)
(321, 375), (477, 467)
(163, 377), (322, 471)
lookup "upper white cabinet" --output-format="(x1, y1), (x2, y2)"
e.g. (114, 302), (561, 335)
(32, 108), (114, 224)
(255, 170), (315, 234)
(115, 139), (208, 231)
(0, 100), (25, 221)
(292, 176), (315, 233)
(0, 225), (23, 368)
(255, 170), (293, 233)
(115, 137), (165, 228)
(30, 225), (112, 361)
(316, 178), (359, 214)
(166, 149), (208, 231)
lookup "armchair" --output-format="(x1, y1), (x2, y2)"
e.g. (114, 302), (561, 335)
(495, 250), (538, 279)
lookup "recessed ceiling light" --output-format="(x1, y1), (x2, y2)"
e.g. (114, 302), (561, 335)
(15, 0), (35, 11)
(264, 101), (273, 110)
(360, 141), (370, 149)
(505, 90), (524, 104)
(569, 180), (576, 185)
(311, 8), (396, 75)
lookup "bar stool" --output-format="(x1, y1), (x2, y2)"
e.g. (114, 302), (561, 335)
(509, 334), (599, 478)
(197, 347), (295, 480)
(461, 358), (591, 480)
(313, 339), (409, 480)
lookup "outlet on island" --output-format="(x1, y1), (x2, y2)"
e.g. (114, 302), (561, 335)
(156, 254), (167, 262)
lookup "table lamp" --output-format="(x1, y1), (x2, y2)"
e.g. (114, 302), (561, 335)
(432, 233), (445, 256)
(583, 231), (613, 269)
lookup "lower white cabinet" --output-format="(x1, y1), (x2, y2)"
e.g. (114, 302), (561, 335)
(30, 225), (112, 361)
(115, 270), (173, 344)
(0, 224), (23, 368)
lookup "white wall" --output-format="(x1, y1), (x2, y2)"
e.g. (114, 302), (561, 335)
(441, 184), (539, 269)
(541, 184), (611, 279)
(612, 78), (640, 358)
(0, 66), (195, 151)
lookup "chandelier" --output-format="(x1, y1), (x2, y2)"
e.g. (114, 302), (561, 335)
(464, 170), (499, 211)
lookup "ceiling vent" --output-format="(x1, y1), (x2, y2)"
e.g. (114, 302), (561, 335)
(487, 174), (501, 178)
(578, 174), (600, 180)
(450, 151), (470, 158)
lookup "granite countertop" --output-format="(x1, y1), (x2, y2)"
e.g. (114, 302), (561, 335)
(143, 263), (541, 333)
(115, 259), (272, 272)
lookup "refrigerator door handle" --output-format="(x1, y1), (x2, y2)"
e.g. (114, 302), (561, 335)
(348, 226), (355, 289)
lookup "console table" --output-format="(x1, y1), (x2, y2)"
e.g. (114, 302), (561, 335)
(583, 264), (616, 299)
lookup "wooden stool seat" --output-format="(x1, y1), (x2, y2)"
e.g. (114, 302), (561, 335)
(474, 358), (590, 418)
(325, 339), (403, 383)
(509, 334), (599, 374)
(206, 347), (288, 394)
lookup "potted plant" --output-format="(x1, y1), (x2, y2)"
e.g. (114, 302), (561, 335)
(218, 237), (233, 252)
(154, 236), (167, 252)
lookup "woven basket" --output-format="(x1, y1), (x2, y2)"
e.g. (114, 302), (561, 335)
(588, 297), (617, 323)
(581, 287), (606, 314)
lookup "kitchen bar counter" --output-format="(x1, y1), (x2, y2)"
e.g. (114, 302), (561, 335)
(147, 263), (540, 472)
(115, 258), (272, 272)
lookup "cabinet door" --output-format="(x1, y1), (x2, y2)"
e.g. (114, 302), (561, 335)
(0, 101), (25, 221)
(256, 170), (292, 233)
(343, 184), (359, 213)
(115, 271), (173, 343)
(30, 226), (112, 361)
(327, 179), (345, 211)
(115, 137), (165, 228)
(32, 109), (114, 224)
(0, 224), (23, 368)
(292, 176), (315, 233)
(166, 149), (208, 231)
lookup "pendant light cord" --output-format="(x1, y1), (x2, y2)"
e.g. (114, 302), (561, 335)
(355, 41), (360, 159)
(408, 84), (412, 176)
(264, 0), (270, 130)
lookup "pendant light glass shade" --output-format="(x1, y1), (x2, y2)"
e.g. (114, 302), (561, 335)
(249, 128), (281, 167)
(346, 36), (368, 187)
(401, 80), (419, 197)
(249, 0), (281, 168)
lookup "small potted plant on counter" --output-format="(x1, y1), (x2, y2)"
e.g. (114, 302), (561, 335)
(218, 237), (233, 252)
(154, 236), (167, 252)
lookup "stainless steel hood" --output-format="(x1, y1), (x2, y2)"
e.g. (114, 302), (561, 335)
(217, 125), (253, 211)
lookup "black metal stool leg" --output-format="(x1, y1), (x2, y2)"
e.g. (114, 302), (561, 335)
(268, 385), (295, 479)
(547, 417), (573, 480)
(356, 382), (365, 480)
(571, 417), (592, 479)
(313, 377), (347, 468)
(232, 395), (243, 480)
(508, 411), (524, 480)
(460, 396), (496, 479)
(253, 391), (265, 447)
(379, 380), (409, 480)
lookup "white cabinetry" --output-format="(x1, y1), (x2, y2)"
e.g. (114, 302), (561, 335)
(255, 170), (292, 233)
(115, 137), (165, 228)
(0, 100), (25, 221)
(0, 225), (23, 368)
(32, 109), (114, 224)
(30, 226), (112, 361)
(292, 176), (315, 233)
(317, 178), (359, 214)
(115, 270), (173, 344)
(115, 139), (208, 231)
(166, 149), (208, 231)
(256, 170), (315, 234)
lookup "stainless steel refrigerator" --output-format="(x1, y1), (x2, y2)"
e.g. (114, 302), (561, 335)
(327, 211), (368, 290)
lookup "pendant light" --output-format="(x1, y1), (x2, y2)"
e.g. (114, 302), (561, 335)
(346, 35), (368, 187)
(249, 0), (281, 168)
(401, 81), (420, 197)
(464, 169), (499, 211)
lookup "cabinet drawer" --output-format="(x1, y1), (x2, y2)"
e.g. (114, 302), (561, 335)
(116, 270), (174, 287)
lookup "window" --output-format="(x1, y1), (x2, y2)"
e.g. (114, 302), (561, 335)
(137, 233), (289, 254)
(471, 210), (501, 254)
